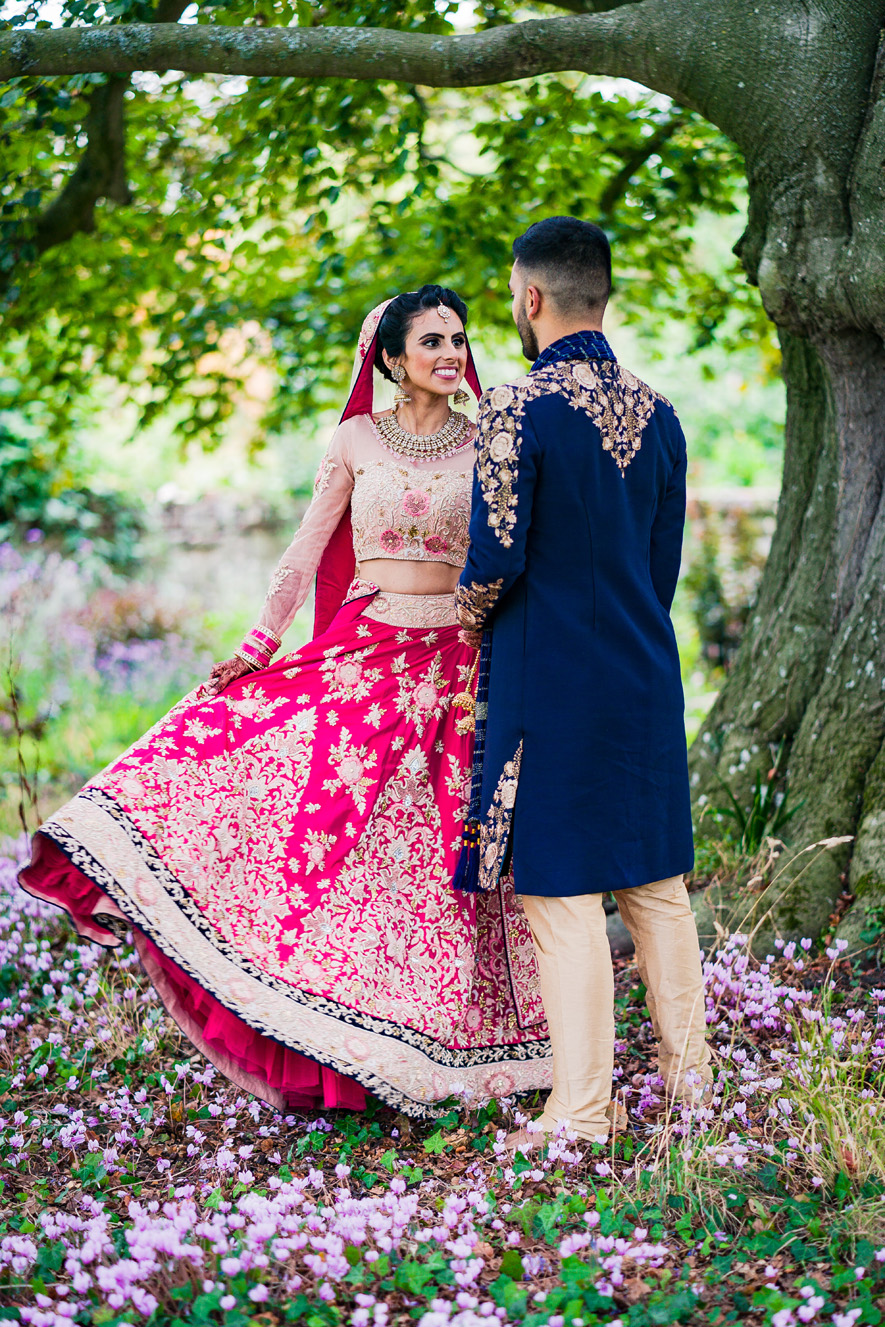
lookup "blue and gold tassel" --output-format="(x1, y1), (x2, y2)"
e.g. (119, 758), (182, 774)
(451, 632), (491, 894)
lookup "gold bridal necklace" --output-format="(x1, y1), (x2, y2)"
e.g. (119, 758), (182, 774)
(373, 407), (472, 461)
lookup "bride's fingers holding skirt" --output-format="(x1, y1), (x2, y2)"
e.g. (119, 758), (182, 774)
(204, 656), (253, 694)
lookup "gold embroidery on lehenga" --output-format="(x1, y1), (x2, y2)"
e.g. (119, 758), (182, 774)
(477, 363), (669, 546)
(361, 591), (458, 629)
(324, 728), (378, 813)
(479, 740), (523, 891)
(42, 785), (552, 1115)
(319, 645), (382, 703)
(453, 578), (504, 632)
(35, 597), (553, 1114)
(394, 652), (451, 737)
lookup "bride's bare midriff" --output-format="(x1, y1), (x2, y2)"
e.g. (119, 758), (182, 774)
(358, 559), (461, 595)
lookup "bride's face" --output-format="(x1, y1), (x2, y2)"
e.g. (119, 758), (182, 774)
(394, 308), (468, 398)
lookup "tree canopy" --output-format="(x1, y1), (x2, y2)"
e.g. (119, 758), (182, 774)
(0, 0), (761, 452)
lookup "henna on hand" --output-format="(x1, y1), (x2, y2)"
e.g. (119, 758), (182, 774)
(204, 656), (252, 695)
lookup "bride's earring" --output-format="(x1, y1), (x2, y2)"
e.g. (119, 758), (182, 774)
(453, 387), (470, 406)
(391, 364), (411, 406)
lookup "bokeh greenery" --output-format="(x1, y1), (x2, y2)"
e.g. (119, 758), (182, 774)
(2, 0), (771, 456)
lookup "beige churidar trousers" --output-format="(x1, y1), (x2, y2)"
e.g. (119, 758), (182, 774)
(520, 876), (712, 1141)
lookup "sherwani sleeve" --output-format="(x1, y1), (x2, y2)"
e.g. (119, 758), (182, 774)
(649, 417), (688, 613)
(236, 425), (354, 669)
(455, 388), (541, 633)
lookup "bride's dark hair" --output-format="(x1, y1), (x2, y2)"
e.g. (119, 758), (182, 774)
(375, 284), (469, 382)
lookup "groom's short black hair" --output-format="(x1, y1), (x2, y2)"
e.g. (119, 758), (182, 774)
(512, 217), (611, 315)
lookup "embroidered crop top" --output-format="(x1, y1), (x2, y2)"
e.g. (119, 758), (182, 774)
(237, 412), (475, 666)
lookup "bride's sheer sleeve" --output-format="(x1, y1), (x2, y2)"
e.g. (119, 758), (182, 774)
(235, 425), (355, 669)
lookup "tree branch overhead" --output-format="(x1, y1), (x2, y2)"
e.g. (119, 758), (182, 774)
(0, 16), (661, 91)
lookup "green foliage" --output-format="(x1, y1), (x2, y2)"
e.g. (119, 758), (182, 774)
(0, 0), (767, 450)
(713, 740), (802, 855)
(0, 420), (145, 569)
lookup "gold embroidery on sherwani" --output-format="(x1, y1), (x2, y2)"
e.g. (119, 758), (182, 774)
(479, 740), (523, 891)
(476, 362), (669, 546)
(454, 578), (503, 632)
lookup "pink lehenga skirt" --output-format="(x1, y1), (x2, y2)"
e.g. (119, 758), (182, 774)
(20, 586), (551, 1117)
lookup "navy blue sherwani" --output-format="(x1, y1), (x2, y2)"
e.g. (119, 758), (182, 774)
(455, 332), (694, 897)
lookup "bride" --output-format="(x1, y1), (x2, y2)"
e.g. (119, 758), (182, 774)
(20, 285), (552, 1118)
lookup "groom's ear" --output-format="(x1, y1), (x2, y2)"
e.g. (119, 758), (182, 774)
(524, 283), (543, 321)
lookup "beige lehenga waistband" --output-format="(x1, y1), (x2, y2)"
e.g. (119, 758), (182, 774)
(349, 580), (459, 629)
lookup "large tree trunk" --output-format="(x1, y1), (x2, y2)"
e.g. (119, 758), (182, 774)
(690, 328), (885, 947)
(679, 5), (885, 950)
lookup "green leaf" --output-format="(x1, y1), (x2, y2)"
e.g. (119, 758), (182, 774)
(499, 1248), (524, 1280)
(394, 1260), (436, 1294)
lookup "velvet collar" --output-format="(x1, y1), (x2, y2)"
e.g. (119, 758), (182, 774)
(531, 329), (616, 372)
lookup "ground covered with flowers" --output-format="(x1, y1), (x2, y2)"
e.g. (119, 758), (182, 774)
(0, 838), (883, 1327)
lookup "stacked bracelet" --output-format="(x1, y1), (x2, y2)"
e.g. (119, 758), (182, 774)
(235, 626), (281, 671)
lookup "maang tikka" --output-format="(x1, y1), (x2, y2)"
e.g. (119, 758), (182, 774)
(391, 364), (411, 406)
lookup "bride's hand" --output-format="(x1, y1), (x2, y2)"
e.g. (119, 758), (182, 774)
(458, 629), (483, 650)
(204, 656), (253, 695)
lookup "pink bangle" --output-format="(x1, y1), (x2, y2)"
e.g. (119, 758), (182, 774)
(250, 627), (281, 653)
(237, 627), (282, 670)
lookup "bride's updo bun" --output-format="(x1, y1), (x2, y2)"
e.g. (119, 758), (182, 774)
(375, 284), (469, 382)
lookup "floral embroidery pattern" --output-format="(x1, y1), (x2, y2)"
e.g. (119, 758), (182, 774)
(319, 646), (382, 704)
(351, 460), (471, 566)
(454, 578), (504, 633)
(325, 728), (378, 813)
(313, 454), (339, 497)
(394, 652), (451, 737)
(34, 604), (550, 1117)
(477, 362), (669, 546)
(302, 829), (337, 876)
(402, 488), (432, 518)
(479, 740), (523, 891)
(264, 565), (295, 603)
(379, 529), (404, 553)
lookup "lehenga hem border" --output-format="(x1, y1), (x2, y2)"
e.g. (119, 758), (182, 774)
(29, 796), (552, 1117)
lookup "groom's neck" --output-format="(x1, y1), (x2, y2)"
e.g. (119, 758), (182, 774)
(532, 315), (605, 356)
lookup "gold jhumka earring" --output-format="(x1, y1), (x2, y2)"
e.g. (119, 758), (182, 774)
(391, 364), (411, 406)
(453, 387), (470, 406)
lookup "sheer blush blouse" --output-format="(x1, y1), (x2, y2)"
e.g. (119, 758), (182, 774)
(236, 413), (476, 668)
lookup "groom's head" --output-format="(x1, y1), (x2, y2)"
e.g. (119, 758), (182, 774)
(510, 217), (611, 361)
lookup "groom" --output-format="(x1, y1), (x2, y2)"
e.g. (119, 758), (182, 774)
(455, 216), (711, 1144)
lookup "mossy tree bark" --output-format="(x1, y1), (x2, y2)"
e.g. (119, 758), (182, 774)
(6, 0), (885, 942)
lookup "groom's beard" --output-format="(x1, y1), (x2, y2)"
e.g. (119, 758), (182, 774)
(515, 305), (539, 362)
